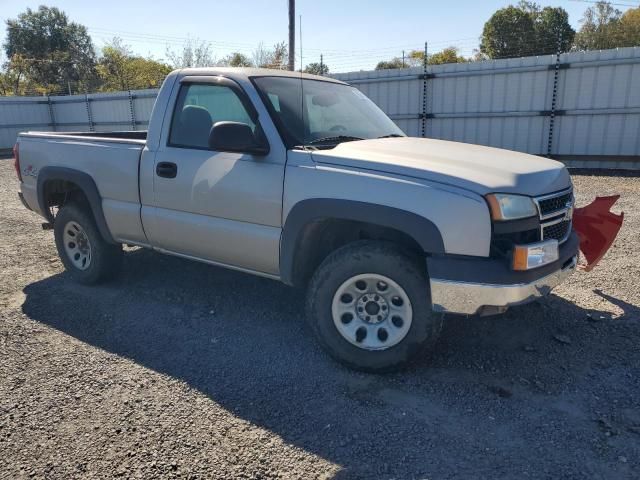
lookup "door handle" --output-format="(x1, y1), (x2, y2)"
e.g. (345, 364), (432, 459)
(156, 162), (177, 178)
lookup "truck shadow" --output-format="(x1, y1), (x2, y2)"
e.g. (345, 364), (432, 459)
(21, 247), (639, 477)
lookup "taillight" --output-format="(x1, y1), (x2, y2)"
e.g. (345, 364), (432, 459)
(13, 143), (22, 182)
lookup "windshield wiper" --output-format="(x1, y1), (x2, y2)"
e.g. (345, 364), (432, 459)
(306, 135), (364, 146)
(377, 134), (405, 139)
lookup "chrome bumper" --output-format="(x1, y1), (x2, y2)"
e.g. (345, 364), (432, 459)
(430, 256), (578, 316)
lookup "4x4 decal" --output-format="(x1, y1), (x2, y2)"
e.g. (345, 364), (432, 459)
(23, 165), (38, 178)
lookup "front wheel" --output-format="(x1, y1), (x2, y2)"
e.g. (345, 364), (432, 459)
(306, 241), (442, 372)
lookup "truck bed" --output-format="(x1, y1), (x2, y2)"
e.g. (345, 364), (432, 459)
(18, 130), (147, 245)
(27, 130), (147, 142)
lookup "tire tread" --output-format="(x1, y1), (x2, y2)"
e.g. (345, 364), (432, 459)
(305, 240), (442, 372)
(54, 202), (122, 285)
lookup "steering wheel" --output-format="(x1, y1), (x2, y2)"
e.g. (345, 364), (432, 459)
(329, 125), (347, 132)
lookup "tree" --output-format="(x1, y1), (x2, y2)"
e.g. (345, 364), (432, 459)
(480, 3), (574, 58)
(574, 2), (623, 50)
(265, 42), (289, 69)
(303, 62), (329, 75)
(4, 6), (98, 93)
(574, 3), (640, 50)
(618, 7), (640, 47)
(97, 38), (171, 91)
(97, 39), (132, 91)
(252, 42), (270, 68)
(428, 47), (467, 65)
(1, 53), (32, 95)
(408, 50), (425, 67)
(481, 6), (537, 58)
(375, 58), (405, 70)
(534, 6), (575, 54)
(251, 42), (287, 69)
(218, 52), (253, 67)
(0, 53), (15, 95)
(375, 47), (466, 70)
(166, 39), (215, 68)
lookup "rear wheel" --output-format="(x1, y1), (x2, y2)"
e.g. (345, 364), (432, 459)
(306, 241), (442, 372)
(54, 202), (122, 284)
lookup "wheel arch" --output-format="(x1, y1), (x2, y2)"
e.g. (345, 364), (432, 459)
(37, 166), (117, 244)
(280, 198), (445, 287)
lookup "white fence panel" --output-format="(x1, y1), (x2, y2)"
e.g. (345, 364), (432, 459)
(131, 90), (159, 129)
(1, 47), (639, 168)
(334, 47), (640, 167)
(50, 95), (90, 131)
(0, 97), (51, 148)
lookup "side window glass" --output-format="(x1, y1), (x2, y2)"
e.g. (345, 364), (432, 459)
(169, 83), (255, 149)
(267, 93), (281, 112)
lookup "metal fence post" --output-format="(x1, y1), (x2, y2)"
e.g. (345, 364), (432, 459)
(128, 89), (137, 131)
(84, 93), (94, 132)
(47, 95), (56, 132)
(547, 33), (563, 158)
(421, 41), (428, 138)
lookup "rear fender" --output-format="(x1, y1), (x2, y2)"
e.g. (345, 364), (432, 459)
(37, 166), (117, 244)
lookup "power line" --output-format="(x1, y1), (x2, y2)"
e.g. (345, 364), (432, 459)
(88, 25), (475, 56)
(568, 0), (640, 7)
(87, 26), (258, 48)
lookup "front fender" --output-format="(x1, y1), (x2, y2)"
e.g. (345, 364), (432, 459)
(279, 198), (445, 286)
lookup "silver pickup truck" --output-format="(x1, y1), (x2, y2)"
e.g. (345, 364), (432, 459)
(15, 68), (592, 371)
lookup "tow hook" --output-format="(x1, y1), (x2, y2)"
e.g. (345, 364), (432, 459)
(572, 195), (623, 271)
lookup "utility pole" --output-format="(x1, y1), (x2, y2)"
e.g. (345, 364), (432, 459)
(288, 0), (295, 71)
(320, 54), (323, 75)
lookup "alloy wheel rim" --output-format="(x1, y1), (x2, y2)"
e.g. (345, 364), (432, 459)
(62, 221), (92, 270)
(331, 273), (412, 351)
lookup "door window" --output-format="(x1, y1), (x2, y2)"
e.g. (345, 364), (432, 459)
(169, 83), (256, 149)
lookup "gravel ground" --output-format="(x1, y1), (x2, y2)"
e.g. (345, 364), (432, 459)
(1, 157), (639, 479)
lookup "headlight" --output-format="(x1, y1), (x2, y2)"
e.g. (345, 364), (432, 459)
(486, 193), (537, 221)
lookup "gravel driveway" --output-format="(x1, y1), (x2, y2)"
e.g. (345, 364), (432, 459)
(1, 157), (639, 479)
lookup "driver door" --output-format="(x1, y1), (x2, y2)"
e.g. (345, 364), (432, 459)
(142, 78), (284, 276)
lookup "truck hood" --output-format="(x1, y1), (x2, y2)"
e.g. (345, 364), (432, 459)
(310, 137), (570, 196)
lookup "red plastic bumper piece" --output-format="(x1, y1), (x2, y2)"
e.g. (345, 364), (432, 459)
(572, 195), (623, 271)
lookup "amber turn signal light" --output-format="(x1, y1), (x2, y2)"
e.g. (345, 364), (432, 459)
(512, 240), (559, 271)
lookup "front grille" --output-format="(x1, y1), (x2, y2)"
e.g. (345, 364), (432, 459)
(535, 187), (574, 244)
(537, 191), (573, 218)
(543, 220), (571, 242)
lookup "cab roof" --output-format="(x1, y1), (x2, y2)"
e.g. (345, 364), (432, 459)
(176, 67), (347, 85)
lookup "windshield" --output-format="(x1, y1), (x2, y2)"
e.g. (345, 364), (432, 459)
(252, 76), (404, 148)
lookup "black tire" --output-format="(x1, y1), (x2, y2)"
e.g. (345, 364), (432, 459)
(305, 240), (443, 373)
(54, 202), (122, 285)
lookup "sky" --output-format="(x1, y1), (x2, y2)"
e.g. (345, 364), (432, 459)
(1, 0), (639, 72)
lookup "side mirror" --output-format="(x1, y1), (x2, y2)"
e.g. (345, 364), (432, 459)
(208, 121), (269, 155)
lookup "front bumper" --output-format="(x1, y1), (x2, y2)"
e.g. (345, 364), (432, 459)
(428, 231), (580, 316)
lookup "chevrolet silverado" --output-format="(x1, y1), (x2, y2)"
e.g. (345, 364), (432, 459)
(14, 68), (622, 371)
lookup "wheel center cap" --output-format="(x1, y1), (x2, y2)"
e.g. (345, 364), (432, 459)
(365, 302), (380, 315)
(77, 234), (89, 253)
(356, 294), (388, 324)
